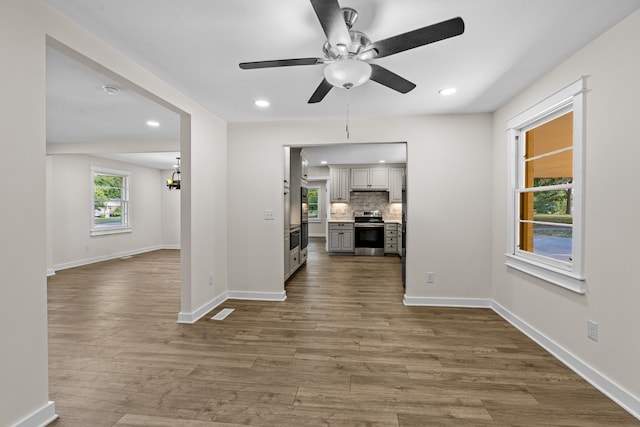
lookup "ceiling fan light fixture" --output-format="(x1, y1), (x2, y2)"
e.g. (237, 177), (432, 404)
(324, 58), (371, 89)
(439, 87), (457, 96)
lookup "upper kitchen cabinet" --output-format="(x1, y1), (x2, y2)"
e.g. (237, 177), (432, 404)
(330, 167), (350, 202)
(301, 150), (309, 183)
(389, 167), (405, 203)
(351, 167), (389, 190)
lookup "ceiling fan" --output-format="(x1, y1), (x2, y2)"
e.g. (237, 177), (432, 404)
(239, 0), (465, 104)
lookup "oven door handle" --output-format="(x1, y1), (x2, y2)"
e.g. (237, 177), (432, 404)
(354, 223), (385, 228)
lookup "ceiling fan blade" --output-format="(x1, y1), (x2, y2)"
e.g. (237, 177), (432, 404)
(310, 0), (351, 48)
(370, 17), (465, 58)
(369, 64), (416, 94)
(239, 58), (323, 69)
(308, 78), (333, 103)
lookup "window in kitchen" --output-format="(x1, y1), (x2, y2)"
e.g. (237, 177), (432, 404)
(505, 77), (585, 293)
(91, 166), (132, 236)
(308, 186), (320, 221)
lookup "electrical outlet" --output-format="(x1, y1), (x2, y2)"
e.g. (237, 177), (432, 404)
(264, 210), (275, 220)
(426, 272), (434, 283)
(208, 273), (214, 286)
(587, 320), (598, 342)
(85, 244), (90, 252)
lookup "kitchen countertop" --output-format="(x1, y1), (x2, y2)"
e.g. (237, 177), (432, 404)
(327, 219), (354, 223)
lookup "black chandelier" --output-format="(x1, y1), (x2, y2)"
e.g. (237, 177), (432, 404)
(166, 157), (181, 190)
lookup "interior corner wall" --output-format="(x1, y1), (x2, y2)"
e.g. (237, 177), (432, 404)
(49, 154), (165, 269)
(491, 9), (640, 403)
(0, 1), (51, 425)
(44, 0), (229, 318)
(0, 1), (228, 424)
(227, 114), (493, 298)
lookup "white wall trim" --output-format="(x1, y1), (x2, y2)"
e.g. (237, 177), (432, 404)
(13, 401), (57, 427)
(227, 290), (287, 301)
(176, 290), (287, 324)
(46, 269), (56, 277)
(177, 291), (227, 324)
(402, 295), (640, 420)
(162, 244), (181, 250)
(403, 296), (492, 308)
(491, 301), (640, 420)
(52, 245), (166, 272)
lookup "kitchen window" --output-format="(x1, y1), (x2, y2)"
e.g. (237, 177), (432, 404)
(308, 186), (321, 222)
(505, 78), (585, 293)
(91, 166), (131, 236)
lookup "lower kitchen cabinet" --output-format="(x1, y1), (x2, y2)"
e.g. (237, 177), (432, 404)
(384, 223), (399, 254)
(289, 247), (300, 275)
(328, 222), (354, 252)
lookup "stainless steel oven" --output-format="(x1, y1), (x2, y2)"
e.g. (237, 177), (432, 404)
(354, 210), (385, 256)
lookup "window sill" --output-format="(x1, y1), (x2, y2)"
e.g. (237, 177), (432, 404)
(504, 254), (585, 294)
(91, 227), (132, 237)
(309, 219), (322, 223)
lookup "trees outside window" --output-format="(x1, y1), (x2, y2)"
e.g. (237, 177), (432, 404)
(91, 166), (131, 235)
(506, 78), (585, 293)
(308, 187), (320, 221)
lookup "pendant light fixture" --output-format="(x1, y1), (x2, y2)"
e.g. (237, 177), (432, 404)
(166, 157), (181, 190)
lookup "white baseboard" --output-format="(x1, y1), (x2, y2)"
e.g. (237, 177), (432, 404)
(162, 244), (181, 250)
(46, 268), (56, 277)
(177, 292), (227, 324)
(176, 290), (287, 324)
(13, 401), (57, 427)
(52, 245), (168, 272)
(402, 295), (639, 421)
(227, 290), (287, 301)
(403, 296), (492, 308)
(491, 301), (640, 420)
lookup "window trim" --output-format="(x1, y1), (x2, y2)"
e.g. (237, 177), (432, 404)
(90, 166), (132, 236)
(307, 186), (321, 223)
(505, 77), (586, 294)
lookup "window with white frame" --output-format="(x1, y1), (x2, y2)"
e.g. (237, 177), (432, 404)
(308, 186), (321, 221)
(91, 166), (131, 236)
(505, 78), (585, 293)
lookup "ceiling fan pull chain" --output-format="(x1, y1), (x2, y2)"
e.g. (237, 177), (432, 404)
(345, 89), (350, 139)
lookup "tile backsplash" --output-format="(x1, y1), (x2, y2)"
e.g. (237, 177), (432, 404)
(331, 191), (401, 221)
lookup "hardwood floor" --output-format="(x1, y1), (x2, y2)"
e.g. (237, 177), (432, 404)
(47, 238), (638, 426)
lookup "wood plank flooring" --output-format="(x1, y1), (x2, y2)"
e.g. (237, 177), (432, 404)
(47, 238), (639, 426)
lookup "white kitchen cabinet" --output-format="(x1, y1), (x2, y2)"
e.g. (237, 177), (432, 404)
(389, 167), (405, 203)
(330, 167), (350, 202)
(290, 246), (300, 275)
(328, 222), (354, 252)
(284, 232), (291, 280)
(384, 223), (398, 254)
(301, 150), (309, 183)
(350, 167), (389, 190)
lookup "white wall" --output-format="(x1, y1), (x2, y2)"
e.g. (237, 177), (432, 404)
(228, 114), (494, 299)
(0, 1), (228, 424)
(0, 1), (52, 425)
(491, 9), (640, 406)
(49, 154), (169, 269)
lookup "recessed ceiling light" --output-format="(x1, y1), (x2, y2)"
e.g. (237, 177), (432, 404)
(439, 87), (457, 96)
(146, 120), (160, 127)
(320, 160), (328, 165)
(254, 99), (270, 108)
(102, 85), (119, 95)
(379, 160), (386, 163)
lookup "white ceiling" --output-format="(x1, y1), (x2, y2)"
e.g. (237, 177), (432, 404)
(45, 0), (640, 169)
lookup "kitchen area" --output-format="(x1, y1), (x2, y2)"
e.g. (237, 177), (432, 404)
(284, 143), (407, 284)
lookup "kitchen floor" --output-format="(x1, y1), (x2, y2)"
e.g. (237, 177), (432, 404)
(46, 241), (637, 426)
